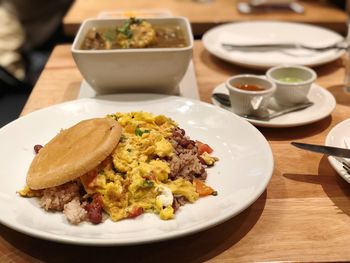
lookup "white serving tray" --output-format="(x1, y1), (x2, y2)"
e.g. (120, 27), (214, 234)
(78, 61), (200, 100)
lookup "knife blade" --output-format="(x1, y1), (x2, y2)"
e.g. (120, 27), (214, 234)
(291, 142), (350, 158)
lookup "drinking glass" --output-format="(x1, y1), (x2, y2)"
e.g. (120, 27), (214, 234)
(344, 23), (350, 92)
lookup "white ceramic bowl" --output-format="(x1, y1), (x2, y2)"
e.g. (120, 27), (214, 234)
(266, 65), (317, 106)
(226, 74), (276, 116)
(71, 17), (193, 94)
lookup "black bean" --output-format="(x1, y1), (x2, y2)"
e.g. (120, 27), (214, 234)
(34, 144), (43, 154)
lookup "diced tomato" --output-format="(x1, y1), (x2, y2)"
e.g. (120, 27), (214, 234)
(196, 141), (213, 155)
(193, 178), (215, 197)
(128, 207), (144, 218)
(83, 169), (98, 188)
(93, 194), (103, 205)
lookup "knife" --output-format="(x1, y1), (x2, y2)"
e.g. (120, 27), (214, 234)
(221, 41), (348, 51)
(291, 142), (350, 158)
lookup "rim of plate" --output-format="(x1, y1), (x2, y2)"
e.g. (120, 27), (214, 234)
(325, 118), (350, 184)
(202, 20), (345, 69)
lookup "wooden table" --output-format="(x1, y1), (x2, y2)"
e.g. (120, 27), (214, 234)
(2, 41), (350, 262)
(63, 0), (349, 37)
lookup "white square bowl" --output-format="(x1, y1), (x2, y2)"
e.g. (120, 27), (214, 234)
(71, 17), (193, 94)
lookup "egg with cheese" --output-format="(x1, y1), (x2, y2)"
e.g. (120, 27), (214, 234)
(80, 111), (200, 221)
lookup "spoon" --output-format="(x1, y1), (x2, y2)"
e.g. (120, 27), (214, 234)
(212, 92), (314, 121)
(212, 93), (231, 107)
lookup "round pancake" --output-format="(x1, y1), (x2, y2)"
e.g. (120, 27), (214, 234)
(27, 117), (122, 190)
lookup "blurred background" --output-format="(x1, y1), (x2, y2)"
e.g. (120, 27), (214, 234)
(0, 0), (347, 127)
(0, 0), (74, 126)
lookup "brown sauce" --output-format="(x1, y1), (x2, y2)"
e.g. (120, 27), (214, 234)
(80, 18), (188, 50)
(236, 84), (265, 91)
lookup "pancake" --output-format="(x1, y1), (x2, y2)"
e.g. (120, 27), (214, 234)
(27, 117), (122, 190)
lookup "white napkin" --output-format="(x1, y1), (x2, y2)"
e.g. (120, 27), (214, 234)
(218, 30), (340, 50)
(218, 31), (285, 46)
(343, 138), (350, 164)
(218, 31), (318, 57)
(333, 137), (350, 167)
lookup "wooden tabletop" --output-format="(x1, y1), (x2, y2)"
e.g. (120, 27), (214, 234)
(63, 0), (349, 36)
(2, 41), (350, 262)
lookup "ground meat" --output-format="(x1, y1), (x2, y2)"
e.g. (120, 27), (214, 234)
(167, 128), (207, 181)
(63, 198), (87, 224)
(40, 181), (81, 211)
(172, 195), (187, 212)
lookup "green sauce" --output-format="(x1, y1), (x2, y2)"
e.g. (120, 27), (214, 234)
(278, 77), (303, 83)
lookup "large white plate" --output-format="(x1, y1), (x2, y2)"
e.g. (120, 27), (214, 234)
(0, 94), (274, 245)
(212, 83), (336, 128)
(202, 21), (345, 69)
(326, 119), (350, 184)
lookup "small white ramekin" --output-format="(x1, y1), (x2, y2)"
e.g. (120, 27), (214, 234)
(225, 74), (276, 116)
(266, 65), (317, 106)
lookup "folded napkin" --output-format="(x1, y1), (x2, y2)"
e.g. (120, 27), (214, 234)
(217, 31), (319, 59)
(218, 31), (285, 46)
(218, 31), (340, 49)
(342, 138), (350, 165)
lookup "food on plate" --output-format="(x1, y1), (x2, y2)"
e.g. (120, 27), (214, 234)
(19, 112), (218, 225)
(26, 118), (122, 190)
(81, 17), (188, 50)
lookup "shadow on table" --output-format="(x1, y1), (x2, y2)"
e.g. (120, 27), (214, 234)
(318, 156), (350, 216)
(327, 84), (350, 107)
(283, 155), (350, 216)
(257, 116), (332, 141)
(1, 192), (267, 263)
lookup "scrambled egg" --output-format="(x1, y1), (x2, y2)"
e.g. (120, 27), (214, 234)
(116, 18), (156, 49)
(81, 112), (199, 221)
(20, 111), (218, 224)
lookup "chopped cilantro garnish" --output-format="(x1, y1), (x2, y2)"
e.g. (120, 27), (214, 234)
(135, 127), (150, 136)
(130, 17), (142, 24)
(103, 29), (116, 42)
(117, 17), (143, 39)
(135, 127), (142, 136)
(119, 135), (127, 142)
(142, 180), (154, 188)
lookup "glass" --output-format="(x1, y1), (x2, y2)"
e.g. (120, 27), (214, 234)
(344, 23), (350, 92)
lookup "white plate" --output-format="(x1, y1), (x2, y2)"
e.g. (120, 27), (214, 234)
(0, 94), (273, 245)
(326, 119), (350, 184)
(202, 21), (345, 69)
(212, 83), (336, 128)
